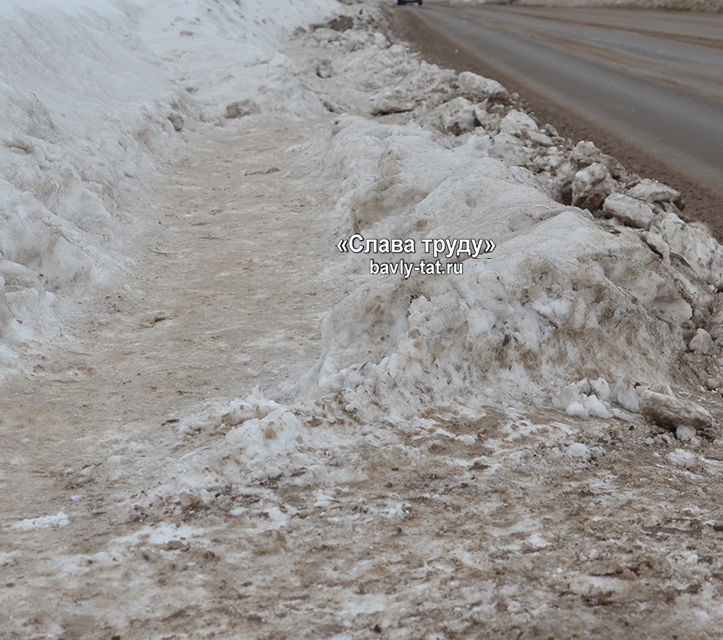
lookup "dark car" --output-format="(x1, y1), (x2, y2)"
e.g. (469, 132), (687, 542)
(395, 0), (422, 5)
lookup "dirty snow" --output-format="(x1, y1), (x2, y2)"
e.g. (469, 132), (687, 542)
(0, 0), (333, 376)
(1, 0), (722, 637)
(8, 511), (69, 531)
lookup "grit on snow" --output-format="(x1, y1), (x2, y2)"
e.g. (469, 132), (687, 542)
(0, 0), (722, 638)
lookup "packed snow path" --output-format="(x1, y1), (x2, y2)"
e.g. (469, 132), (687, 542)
(0, 115), (345, 636)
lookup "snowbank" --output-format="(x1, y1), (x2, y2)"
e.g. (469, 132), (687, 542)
(135, 0), (336, 120)
(0, 1), (170, 351)
(291, 12), (720, 426)
(148, 3), (720, 508)
(0, 0), (335, 373)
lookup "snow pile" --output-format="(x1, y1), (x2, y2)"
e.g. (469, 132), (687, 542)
(0, 1), (171, 351)
(143, 4), (721, 510)
(0, 0), (336, 370)
(307, 199), (716, 422)
(289, 13), (721, 428)
(140, 389), (375, 518)
(135, 0), (336, 121)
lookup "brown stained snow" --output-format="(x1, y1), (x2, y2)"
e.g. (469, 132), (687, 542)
(1, 3), (722, 639)
(4, 404), (723, 637)
(0, 115), (347, 637)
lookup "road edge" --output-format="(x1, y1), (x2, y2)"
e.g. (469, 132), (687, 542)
(382, 4), (723, 240)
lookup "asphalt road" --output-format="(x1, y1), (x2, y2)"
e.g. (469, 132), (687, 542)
(391, 3), (723, 235)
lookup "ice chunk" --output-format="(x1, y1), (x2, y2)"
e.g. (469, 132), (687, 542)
(688, 328), (714, 355)
(603, 193), (654, 229)
(499, 110), (539, 138)
(457, 71), (509, 101)
(651, 213), (723, 289)
(584, 394), (612, 419)
(572, 163), (615, 211)
(566, 442), (591, 461)
(565, 401), (589, 418)
(370, 88), (416, 116)
(667, 448), (696, 468)
(571, 140), (604, 166)
(640, 390), (712, 432)
(437, 97), (477, 136)
(627, 179), (680, 205)
(675, 425), (697, 442)
(590, 378), (611, 402)
(613, 379), (640, 413)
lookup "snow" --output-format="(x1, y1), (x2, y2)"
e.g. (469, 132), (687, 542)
(1, 0), (721, 636)
(133, 2), (720, 512)
(0, 0), (336, 373)
(111, 522), (206, 547)
(566, 442), (591, 461)
(603, 193), (655, 229)
(9, 511), (69, 531)
(667, 448), (697, 468)
(568, 574), (631, 598)
(458, 70), (509, 101)
(525, 533), (550, 549)
(0, 1), (167, 357)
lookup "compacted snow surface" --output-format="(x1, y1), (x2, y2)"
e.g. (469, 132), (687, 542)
(0, 0), (721, 638)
